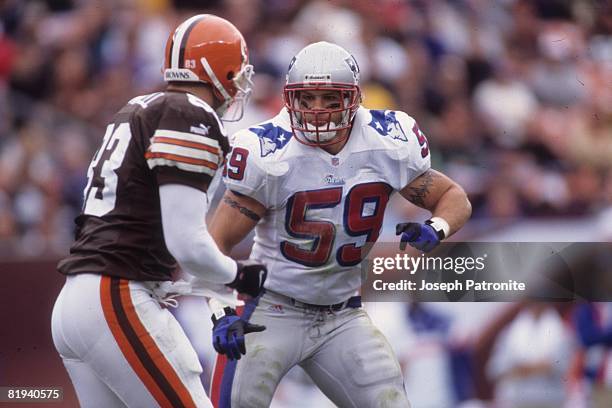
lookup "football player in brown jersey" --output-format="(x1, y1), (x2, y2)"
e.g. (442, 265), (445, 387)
(51, 15), (265, 408)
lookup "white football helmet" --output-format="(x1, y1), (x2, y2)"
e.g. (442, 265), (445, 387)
(283, 42), (361, 146)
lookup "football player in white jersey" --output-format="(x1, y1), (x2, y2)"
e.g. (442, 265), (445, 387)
(207, 42), (472, 407)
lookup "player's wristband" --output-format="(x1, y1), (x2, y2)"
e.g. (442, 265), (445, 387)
(209, 298), (232, 319)
(425, 217), (450, 240)
(211, 306), (236, 324)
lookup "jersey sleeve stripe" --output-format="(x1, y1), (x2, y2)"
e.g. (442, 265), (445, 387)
(152, 136), (219, 155)
(146, 157), (216, 176)
(148, 143), (219, 164)
(145, 152), (219, 173)
(153, 129), (220, 149)
(145, 151), (218, 169)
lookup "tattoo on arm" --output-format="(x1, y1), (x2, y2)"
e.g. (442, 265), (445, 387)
(223, 196), (261, 222)
(406, 170), (436, 208)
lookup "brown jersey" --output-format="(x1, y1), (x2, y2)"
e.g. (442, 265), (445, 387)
(58, 91), (230, 281)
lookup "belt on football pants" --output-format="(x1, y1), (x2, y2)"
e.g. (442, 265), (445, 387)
(290, 296), (362, 312)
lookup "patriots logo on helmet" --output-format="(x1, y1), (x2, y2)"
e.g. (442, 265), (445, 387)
(287, 56), (297, 73)
(368, 110), (408, 142)
(249, 122), (293, 157)
(286, 56), (297, 83)
(344, 56), (360, 82)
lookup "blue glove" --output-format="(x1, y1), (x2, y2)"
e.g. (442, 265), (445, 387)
(211, 307), (266, 360)
(396, 222), (443, 252)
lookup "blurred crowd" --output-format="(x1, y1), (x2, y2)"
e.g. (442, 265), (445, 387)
(1, 0), (612, 257)
(366, 301), (612, 408)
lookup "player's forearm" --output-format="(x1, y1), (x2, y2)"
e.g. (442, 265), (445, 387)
(209, 190), (264, 255)
(209, 215), (239, 255)
(400, 169), (471, 237)
(160, 184), (237, 283)
(173, 226), (237, 282)
(208, 296), (232, 316)
(430, 184), (471, 237)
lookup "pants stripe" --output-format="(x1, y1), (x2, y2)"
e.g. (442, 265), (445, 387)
(100, 276), (196, 408)
(210, 296), (261, 408)
(210, 350), (228, 407)
(210, 305), (243, 408)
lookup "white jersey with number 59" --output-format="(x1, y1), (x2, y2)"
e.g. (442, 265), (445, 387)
(224, 106), (430, 305)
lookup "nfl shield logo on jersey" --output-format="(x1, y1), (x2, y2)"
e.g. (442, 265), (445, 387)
(331, 157), (340, 166)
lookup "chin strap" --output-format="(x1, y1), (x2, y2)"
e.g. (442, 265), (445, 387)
(200, 57), (254, 121)
(200, 57), (232, 115)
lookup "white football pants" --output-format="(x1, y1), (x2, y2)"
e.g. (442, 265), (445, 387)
(210, 290), (410, 408)
(51, 273), (212, 408)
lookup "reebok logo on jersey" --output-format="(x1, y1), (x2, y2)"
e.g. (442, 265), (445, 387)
(324, 174), (345, 185)
(267, 304), (284, 314)
(190, 123), (210, 136)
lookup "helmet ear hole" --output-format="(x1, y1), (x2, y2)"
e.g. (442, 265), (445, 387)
(227, 71), (234, 80)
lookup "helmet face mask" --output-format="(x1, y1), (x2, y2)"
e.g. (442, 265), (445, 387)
(283, 42), (361, 147)
(163, 14), (254, 121)
(284, 84), (360, 146)
(211, 60), (254, 122)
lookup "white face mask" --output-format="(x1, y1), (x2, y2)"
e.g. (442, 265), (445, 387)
(220, 64), (254, 122)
